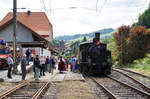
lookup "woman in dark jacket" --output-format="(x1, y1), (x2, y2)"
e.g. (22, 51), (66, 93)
(33, 55), (40, 80)
(58, 56), (65, 73)
(21, 55), (26, 80)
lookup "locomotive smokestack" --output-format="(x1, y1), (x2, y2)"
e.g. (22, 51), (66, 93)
(95, 32), (100, 41)
(93, 32), (100, 43)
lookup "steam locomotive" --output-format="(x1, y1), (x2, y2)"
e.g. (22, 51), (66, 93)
(77, 33), (112, 76)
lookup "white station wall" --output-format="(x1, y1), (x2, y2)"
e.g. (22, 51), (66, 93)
(23, 47), (51, 57)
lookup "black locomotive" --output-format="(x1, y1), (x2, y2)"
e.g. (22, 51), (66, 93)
(77, 33), (112, 76)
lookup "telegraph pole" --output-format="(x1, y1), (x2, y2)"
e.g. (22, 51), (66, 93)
(13, 0), (18, 73)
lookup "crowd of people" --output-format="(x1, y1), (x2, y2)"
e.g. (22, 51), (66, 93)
(7, 49), (78, 81)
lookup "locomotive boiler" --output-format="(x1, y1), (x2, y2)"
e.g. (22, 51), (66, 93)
(77, 32), (112, 76)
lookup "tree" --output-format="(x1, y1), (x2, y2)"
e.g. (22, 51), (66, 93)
(113, 25), (130, 65)
(113, 25), (150, 65)
(133, 5), (150, 28)
(127, 26), (150, 62)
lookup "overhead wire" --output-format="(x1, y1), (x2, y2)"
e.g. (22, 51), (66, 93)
(95, 0), (108, 15)
(41, 0), (62, 37)
(98, 0), (108, 14)
(96, 0), (99, 13)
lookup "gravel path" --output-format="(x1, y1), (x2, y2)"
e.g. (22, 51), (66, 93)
(43, 81), (94, 99)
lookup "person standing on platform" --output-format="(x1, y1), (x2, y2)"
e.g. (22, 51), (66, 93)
(40, 55), (46, 76)
(58, 56), (65, 73)
(25, 49), (31, 65)
(33, 55), (40, 80)
(51, 56), (55, 74)
(7, 54), (13, 79)
(65, 58), (69, 71)
(45, 56), (49, 72)
(49, 56), (52, 73)
(72, 56), (76, 72)
(74, 59), (78, 72)
(21, 55), (26, 80)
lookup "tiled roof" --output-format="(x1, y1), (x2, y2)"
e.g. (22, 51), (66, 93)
(0, 12), (51, 37)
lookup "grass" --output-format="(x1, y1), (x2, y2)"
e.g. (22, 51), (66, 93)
(125, 64), (150, 76)
(124, 54), (150, 76)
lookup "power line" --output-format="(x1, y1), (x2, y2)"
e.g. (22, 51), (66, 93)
(96, 0), (99, 13)
(41, 0), (62, 37)
(98, 0), (108, 14)
(40, 0), (48, 13)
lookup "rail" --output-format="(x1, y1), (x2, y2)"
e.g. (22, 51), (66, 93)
(0, 81), (27, 98)
(91, 77), (118, 99)
(112, 68), (150, 93)
(108, 76), (150, 97)
(116, 68), (150, 79)
(32, 82), (51, 99)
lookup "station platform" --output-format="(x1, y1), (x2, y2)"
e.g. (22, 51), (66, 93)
(0, 62), (33, 82)
(0, 63), (84, 83)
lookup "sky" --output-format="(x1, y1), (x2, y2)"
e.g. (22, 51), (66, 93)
(0, 0), (150, 37)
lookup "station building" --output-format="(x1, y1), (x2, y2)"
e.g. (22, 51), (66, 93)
(0, 11), (54, 57)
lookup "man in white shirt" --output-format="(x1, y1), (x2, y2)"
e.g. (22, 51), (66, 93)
(7, 54), (13, 78)
(40, 55), (46, 76)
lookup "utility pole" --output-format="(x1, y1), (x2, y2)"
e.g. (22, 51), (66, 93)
(13, 0), (18, 73)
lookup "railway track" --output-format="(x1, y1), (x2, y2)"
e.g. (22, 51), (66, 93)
(111, 68), (150, 94)
(89, 77), (150, 99)
(0, 81), (51, 99)
(86, 77), (115, 99)
(114, 68), (150, 89)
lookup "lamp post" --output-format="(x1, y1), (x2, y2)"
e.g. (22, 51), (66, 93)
(13, 0), (17, 73)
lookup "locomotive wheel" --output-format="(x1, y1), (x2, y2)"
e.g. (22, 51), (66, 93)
(79, 64), (84, 73)
(83, 66), (89, 76)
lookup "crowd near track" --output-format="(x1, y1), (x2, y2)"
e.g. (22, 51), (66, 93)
(0, 81), (51, 99)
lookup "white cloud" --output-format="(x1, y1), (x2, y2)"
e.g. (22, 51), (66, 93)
(0, 0), (150, 37)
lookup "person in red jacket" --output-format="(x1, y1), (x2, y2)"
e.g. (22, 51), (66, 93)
(58, 56), (65, 73)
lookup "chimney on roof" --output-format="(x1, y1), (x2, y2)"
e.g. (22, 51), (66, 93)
(27, 10), (31, 15)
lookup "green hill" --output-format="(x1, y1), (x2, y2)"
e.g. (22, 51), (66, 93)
(55, 28), (114, 42)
